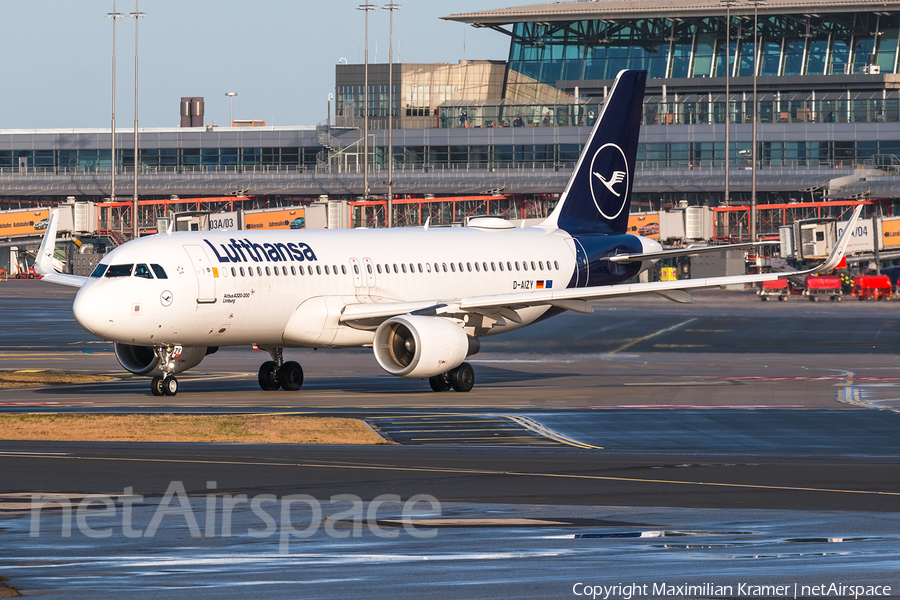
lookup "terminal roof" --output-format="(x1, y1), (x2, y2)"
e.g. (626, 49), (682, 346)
(443, 0), (900, 23)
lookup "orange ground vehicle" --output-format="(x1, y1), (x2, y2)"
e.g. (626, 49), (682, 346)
(804, 275), (842, 301)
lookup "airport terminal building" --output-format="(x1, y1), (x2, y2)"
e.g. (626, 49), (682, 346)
(3, 0), (900, 238)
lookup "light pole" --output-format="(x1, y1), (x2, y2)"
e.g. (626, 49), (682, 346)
(720, 0), (736, 206)
(128, 1), (146, 239)
(226, 92), (237, 126)
(384, 2), (400, 228)
(748, 0), (764, 241)
(106, 2), (124, 206)
(357, 1), (376, 204)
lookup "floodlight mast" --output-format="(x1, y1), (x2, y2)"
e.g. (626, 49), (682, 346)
(106, 2), (125, 207)
(128, 1), (146, 239)
(385, 2), (401, 228)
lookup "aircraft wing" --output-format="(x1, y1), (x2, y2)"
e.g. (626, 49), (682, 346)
(340, 206), (861, 326)
(608, 241), (776, 264)
(34, 210), (88, 289)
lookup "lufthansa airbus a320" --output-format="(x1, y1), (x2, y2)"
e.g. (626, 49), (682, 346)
(35, 70), (861, 396)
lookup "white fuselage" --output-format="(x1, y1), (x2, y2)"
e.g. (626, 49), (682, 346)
(73, 224), (586, 349)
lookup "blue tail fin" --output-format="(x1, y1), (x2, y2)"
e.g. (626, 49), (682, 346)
(542, 70), (646, 236)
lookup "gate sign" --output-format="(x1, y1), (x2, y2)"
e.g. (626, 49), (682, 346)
(880, 217), (900, 249)
(209, 211), (239, 231)
(836, 218), (874, 254)
(243, 208), (305, 231)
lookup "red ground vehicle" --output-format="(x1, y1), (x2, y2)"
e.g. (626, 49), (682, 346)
(14, 266), (41, 279)
(758, 278), (789, 301)
(804, 275), (842, 301)
(852, 275), (892, 300)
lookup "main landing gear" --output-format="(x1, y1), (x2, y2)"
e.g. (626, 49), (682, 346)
(150, 345), (181, 397)
(428, 362), (475, 393)
(257, 347), (304, 392)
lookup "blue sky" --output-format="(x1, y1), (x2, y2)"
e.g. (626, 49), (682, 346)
(0, 0), (514, 129)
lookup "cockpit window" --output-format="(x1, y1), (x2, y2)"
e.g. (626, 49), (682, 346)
(90, 264), (108, 278)
(150, 264), (168, 279)
(134, 264), (153, 279)
(105, 264), (133, 278)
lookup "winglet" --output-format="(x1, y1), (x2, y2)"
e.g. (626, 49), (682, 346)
(34, 209), (60, 276)
(806, 204), (863, 275)
(34, 209), (88, 288)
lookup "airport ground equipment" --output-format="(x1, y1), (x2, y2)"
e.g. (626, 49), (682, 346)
(852, 275), (893, 300)
(804, 275), (842, 301)
(758, 279), (790, 301)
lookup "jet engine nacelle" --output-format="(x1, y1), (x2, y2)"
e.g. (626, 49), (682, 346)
(114, 343), (212, 377)
(373, 315), (480, 378)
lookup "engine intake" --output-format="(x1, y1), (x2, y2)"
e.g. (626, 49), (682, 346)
(114, 343), (209, 377)
(373, 315), (479, 378)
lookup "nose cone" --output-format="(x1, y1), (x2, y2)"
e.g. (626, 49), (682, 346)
(73, 282), (114, 337)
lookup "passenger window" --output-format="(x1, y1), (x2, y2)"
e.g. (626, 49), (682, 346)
(418, 264), (423, 273)
(482, 262), (487, 271)
(134, 264), (153, 279)
(291, 266), (296, 275)
(257, 267), (262, 276)
(491, 262), (496, 271)
(283, 266), (288, 276)
(434, 263), (439, 272)
(316, 266), (322, 275)
(442, 263), (447, 272)
(450, 263), (456, 272)
(150, 264), (168, 279)
(393, 264), (398, 273)
(90, 264), (108, 278)
(297, 266), (304, 275)
(474, 263), (480, 272)
(377, 264), (382, 274)
(554, 261), (560, 270)
(515, 262), (520, 271)
(538, 261), (544, 270)
(354, 264), (360, 274)
(342, 265), (347, 274)
(499, 262), (504, 272)
(231, 267), (236, 277)
(458, 262), (463, 272)
(522, 262), (528, 272)
(401, 264), (407, 273)
(507, 261), (512, 271)
(240, 267), (245, 276)
(105, 264), (133, 278)
(266, 267), (271, 276)
(333, 265), (338, 274)
(274, 267), (280, 276)
(325, 265), (330, 275)
(366, 264), (372, 274)
(426, 263), (432, 272)
(466, 262), (472, 272)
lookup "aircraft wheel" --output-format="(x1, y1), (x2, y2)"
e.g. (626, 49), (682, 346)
(258, 361), (280, 391)
(162, 376), (178, 396)
(450, 362), (475, 393)
(429, 373), (452, 392)
(151, 376), (164, 396)
(279, 361), (304, 391)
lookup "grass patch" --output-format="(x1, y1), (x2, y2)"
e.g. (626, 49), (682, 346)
(0, 414), (387, 444)
(0, 370), (111, 388)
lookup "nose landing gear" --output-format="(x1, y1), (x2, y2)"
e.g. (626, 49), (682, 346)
(257, 347), (304, 392)
(150, 345), (182, 396)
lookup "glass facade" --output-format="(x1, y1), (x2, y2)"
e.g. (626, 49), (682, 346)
(503, 13), (900, 102)
(0, 147), (317, 172)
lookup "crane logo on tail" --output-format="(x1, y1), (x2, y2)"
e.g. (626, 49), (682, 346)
(589, 143), (630, 220)
(593, 170), (626, 197)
